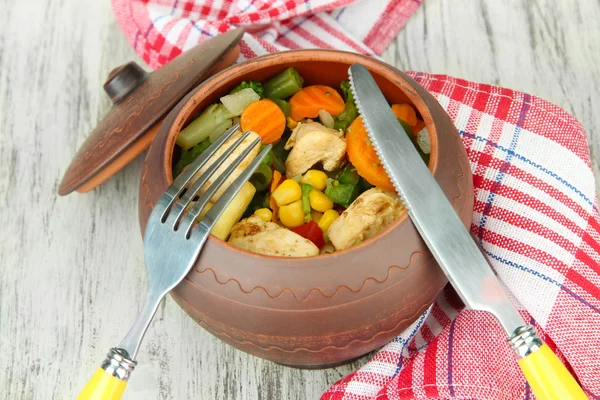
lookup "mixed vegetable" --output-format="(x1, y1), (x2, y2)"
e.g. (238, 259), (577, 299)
(173, 67), (430, 257)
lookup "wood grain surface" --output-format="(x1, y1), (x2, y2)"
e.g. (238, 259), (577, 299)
(1, 0), (599, 399)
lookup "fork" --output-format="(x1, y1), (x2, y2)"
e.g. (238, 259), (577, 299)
(77, 124), (270, 400)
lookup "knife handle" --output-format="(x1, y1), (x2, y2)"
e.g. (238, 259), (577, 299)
(77, 348), (136, 400)
(511, 327), (587, 400)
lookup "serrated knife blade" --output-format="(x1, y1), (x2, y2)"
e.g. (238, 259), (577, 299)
(348, 64), (588, 400)
(348, 64), (524, 335)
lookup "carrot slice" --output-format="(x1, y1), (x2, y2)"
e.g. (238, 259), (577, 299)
(241, 99), (286, 144)
(289, 85), (345, 121)
(271, 170), (283, 193)
(391, 104), (418, 126)
(346, 116), (395, 191)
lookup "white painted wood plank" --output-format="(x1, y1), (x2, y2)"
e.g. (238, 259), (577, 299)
(1, 0), (598, 399)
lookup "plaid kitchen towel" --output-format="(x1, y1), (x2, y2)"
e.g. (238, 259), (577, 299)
(113, 1), (600, 398)
(111, 0), (422, 68)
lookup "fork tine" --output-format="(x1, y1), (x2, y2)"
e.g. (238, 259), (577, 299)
(181, 139), (268, 238)
(166, 130), (253, 229)
(158, 123), (241, 222)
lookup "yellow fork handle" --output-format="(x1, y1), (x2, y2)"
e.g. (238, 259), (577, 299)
(77, 348), (136, 400)
(518, 344), (588, 400)
(77, 368), (127, 400)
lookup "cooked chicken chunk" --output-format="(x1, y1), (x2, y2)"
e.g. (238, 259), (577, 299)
(228, 216), (319, 257)
(284, 122), (346, 177)
(327, 188), (405, 250)
(285, 121), (343, 149)
(187, 129), (260, 203)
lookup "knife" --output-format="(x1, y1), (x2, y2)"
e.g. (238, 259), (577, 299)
(348, 64), (587, 400)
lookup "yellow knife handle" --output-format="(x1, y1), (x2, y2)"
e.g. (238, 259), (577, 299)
(510, 327), (587, 400)
(518, 344), (588, 400)
(77, 348), (137, 400)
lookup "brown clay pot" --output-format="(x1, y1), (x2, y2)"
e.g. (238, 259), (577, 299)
(139, 50), (473, 368)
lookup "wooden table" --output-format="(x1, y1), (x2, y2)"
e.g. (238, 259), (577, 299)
(1, 0), (599, 398)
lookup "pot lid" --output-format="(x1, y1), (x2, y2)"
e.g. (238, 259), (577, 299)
(58, 28), (244, 196)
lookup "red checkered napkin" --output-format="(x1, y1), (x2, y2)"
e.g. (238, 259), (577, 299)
(112, 1), (600, 398)
(111, 0), (422, 68)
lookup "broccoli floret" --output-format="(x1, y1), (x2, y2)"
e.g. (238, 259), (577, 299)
(230, 80), (264, 98)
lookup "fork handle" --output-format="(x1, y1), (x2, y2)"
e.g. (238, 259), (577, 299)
(77, 348), (136, 400)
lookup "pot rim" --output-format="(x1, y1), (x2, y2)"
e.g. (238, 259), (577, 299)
(160, 49), (441, 262)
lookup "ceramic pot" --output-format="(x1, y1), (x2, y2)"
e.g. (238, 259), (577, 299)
(139, 50), (473, 368)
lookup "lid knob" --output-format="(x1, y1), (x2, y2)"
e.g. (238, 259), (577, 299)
(103, 62), (149, 104)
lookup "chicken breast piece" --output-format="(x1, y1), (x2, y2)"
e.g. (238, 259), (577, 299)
(327, 188), (405, 251)
(284, 122), (346, 177)
(228, 216), (319, 257)
(186, 129), (261, 203)
(284, 121), (344, 150)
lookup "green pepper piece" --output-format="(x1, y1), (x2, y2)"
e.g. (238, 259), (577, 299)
(173, 138), (212, 177)
(271, 129), (291, 168)
(338, 164), (360, 185)
(263, 67), (304, 99)
(243, 191), (271, 219)
(269, 98), (291, 118)
(358, 176), (374, 192)
(325, 182), (359, 207)
(301, 184), (313, 222)
(249, 163), (273, 192)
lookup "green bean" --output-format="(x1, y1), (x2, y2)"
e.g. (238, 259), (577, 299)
(301, 184), (313, 221)
(249, 163), (273, 192)
(176, 104), (234, 150)
(263, 67), (304, 99)
(259, 145), (273, 166)
(269, 97), (291, 118)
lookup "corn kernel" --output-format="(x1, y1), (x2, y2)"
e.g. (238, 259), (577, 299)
(309, 190), (334, 212)
(301, 170), (328, 191)
(391, 104), (418, 126)
(272, 179), (302, 206)
(287, 117), (298, 130)
(318, 209), (339, 232)
(254, 208), (273, 222)
(311, 210), (323, 223)
(278, 200), (305, 228)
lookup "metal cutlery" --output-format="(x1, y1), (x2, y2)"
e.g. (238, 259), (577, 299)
(78, 124), (271, 400)
(349, 63), (587, 400)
